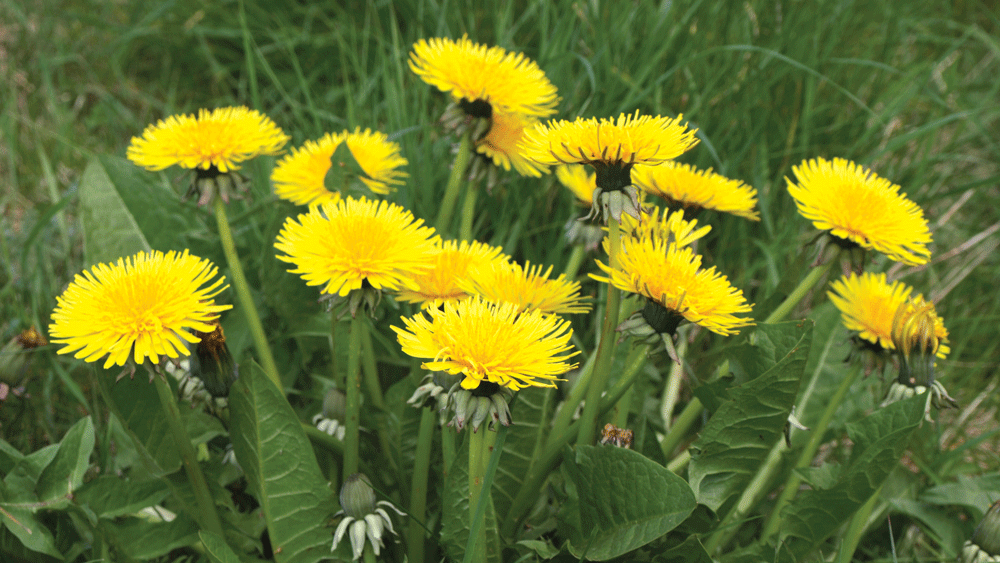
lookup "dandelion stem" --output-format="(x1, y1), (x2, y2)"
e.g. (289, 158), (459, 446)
(659, 396), (703, 459)
(151, 368), (225, 538)
(834, 485), (882, 563)
(765, 254), (836, 323)
(436, 132), (474, 234)
(562, 244), (586, 281)
(360, 323), (386, 411)
(459, 180), (478, 241)
(546, 352), (596, 450)
(212, 197), (283, 395)
(407, 407), (436, 563)
(760, 364), (864, 541)
(343, 314), (366, 477)
(577, 217), (623, 446)
(467, 428), (488, 562)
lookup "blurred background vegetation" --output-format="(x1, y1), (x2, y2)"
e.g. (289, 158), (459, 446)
(1, 0), (998, 557)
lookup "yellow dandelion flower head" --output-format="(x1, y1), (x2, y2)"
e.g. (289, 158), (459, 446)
(592, 239), (753, 335)
(787, 157), (932, 265)
(827, 272), (914, 351)
(555, 164), (596, 205)
(475, 111), (549, 177)
(274, 196), (438, 297)
(892, 294), (950, 359)
(460, 259), (592, 316)
(632, 162), (760, 220)
(271, 128), (408, 206)
(519, 111), (698, 168)
(127, 106), (289, 173)
(409, 34), (558, 119)
(49, 250), (231, 369)
(620, 206), (712, 248)
(396, 239), (509, 308)
(392, 296), (579, 391)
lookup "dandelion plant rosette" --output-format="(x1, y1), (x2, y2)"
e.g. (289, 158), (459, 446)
(787, 157), (932, 265)
(632, 161), (760, 220)
(271, 128), (408, 206)
(49, 250), (232, 369)
(274, 196), (437, 306)
(393, 296), (578, 392)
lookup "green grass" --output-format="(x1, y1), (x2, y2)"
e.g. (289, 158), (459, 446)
(2, 0), (999, 560)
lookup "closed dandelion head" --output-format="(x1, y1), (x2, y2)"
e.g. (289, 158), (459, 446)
(409, 34), (558, 120)
(963, 500), (1000, 563)
(127, 107), (289, 205)
(620, 206), (712, 248)
(274, 197), (438, 316)
(787, 157), (932, 266)
(332, 473), (404, 560)
(881, 295), (955, 419)
(521, 111), (698, 222)
(396, 239), (508, 309)
(632, 162), (760, 221)
(393, 296), (579, 392)
(49, 250), (231, 370)
(272, 128), (408, 206)
(592, 238), (754, 337)
(460, 260), (591, 316)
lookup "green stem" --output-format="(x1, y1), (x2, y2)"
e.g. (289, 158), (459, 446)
(442, 424), (456, 477)
(577, 217), (623, 446)
(834, 485), (882, 563)
(546, 353), (597, 450)
(212, 197), (283, 394)
(761, 364), (864, 540)
(501, 344), (649, 538)
(459, 180), (478, 242)
(467, 429), (487, 562)
(151, 369), (225, 537)
(704, 437), (789, 554)
(612, 383), (634, 428)
(331, 315), (344, 388)
(360, 322), (386, 411)
(303, 422), (344, 455)
(659, 397), (703, 460)
(562, 244), (587, 281)
(407, 407), (436, 563)
(343, 315), (365, 477)
(764, 256), (836, 324)
(660, 338), (687, 432)
(363, 542), (377, 563)
(435, 132), (474, 234)
(464, 426), (507, 563)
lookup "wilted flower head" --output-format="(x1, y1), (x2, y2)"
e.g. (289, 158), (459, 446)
(332, 473), (404, 560)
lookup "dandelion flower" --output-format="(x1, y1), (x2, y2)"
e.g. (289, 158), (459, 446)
(409, 35), (558, 119)
(555, 164), (595, 206)
(127, 106), (288, 173)
(49, 250), (231, 369)
(272, 128), (408, 206)
(275, 197), (437, 297)
(787, 157), (932, 265)
(592, 238), (753, 336)
(474, 111), (548, 177)
(521, 111), (698, 221)
(460, 260), (591, 315)
(620, 206), (711, 248)
(520, 111), (697, 168)
(829, 272), (949, 358)
(396, 239), (508, 308)
(632, 162), (760, 220)
(393, 297), (578, 391)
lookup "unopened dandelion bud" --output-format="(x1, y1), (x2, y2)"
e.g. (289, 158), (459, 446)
(962, 501), (1000, 563)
